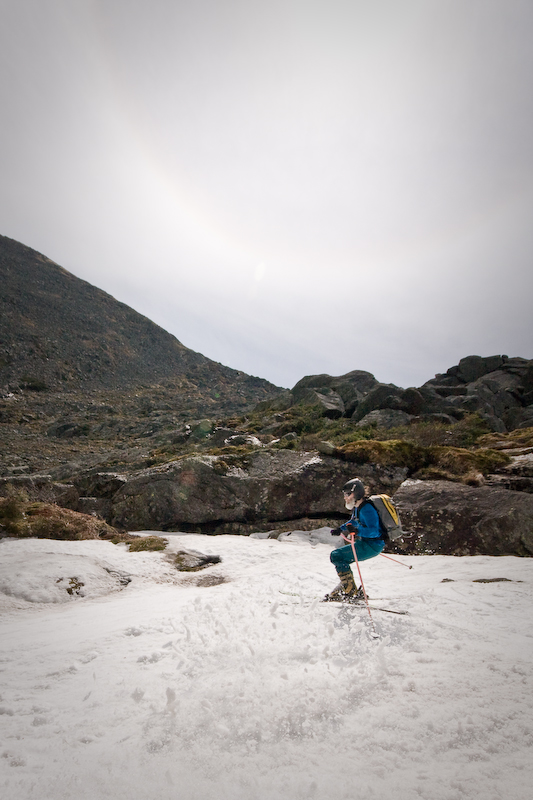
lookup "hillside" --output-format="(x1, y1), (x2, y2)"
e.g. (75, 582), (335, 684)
(0, 234), (278, 397)
(0, 235), (281, 477)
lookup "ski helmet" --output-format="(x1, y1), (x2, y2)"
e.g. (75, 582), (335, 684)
(342, 478), (365, 500)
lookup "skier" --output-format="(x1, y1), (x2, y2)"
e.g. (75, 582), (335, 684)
(324, 477), (385, 602)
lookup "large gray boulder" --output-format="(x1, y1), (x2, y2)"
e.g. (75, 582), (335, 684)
(423, 356), (533, 431)
(356, 409), (413, 429)
(291, 370), (379, 417)
(291, 387), (346, 418)
(277, 357), (533, 432)
(110, 450), (408, 532)
(394, 479), (533, 556)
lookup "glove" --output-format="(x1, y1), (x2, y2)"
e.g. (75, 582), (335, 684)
(330, 527), (342, 536)
(345, 522), (357, 533)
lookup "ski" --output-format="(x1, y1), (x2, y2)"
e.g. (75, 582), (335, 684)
(336, 602), (408, 615)
(278, 591), (408, 615)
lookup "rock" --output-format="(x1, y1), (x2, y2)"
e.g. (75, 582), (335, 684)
(313, 391), (345, 418)
(351, 383), (404, 421)
(292, 370), (377, 395)
(47, 421), (91, 438)
(291, 370), (378, 417)
(394, 479), (533, 556)
(77, 497), (113, 519)
(494, 451), (533, 478)
(421, 357), (533, 432)
(190, 419), (214, 440)
(484, 475), (533, 493)
(110, 450), (408, 532)
(209, 427), (239, 447)
(71, 471), (127, 498)
(224, 434), (262, 447)
(415, 386), (461, 416)
(316, 441), (336, 456)
(503, 406), (533, 430)
(292, 387), (345, 418)
(356, 409), (413, 429)
(452, 355), (508, 383)
(173, 549), (222, 571)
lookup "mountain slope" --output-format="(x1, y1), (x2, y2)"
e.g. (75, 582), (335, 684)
(0, 234), (278, 399)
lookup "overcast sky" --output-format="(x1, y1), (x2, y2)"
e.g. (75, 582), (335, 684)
(1, 0), (532, 389)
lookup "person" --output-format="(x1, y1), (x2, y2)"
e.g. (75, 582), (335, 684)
(323, 477), (385, 602)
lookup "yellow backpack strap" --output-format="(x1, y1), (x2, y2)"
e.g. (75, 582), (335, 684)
(379, 494), (400, 526)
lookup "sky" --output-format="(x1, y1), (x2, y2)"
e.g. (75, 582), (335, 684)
(1, 532), (532, 799)
(1, 0), (532, 390)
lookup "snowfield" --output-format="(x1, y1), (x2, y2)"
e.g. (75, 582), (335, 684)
(1, 530), (532, 800)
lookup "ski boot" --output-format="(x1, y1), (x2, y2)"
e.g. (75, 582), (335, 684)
(323, 570), (365, 602)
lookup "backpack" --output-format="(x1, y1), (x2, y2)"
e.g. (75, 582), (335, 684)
(362, 494), (404, 541)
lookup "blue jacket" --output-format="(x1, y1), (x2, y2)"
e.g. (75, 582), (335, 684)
(340, 501), (382, 539)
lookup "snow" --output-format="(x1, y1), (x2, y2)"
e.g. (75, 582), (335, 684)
(1, 529), (532, 800)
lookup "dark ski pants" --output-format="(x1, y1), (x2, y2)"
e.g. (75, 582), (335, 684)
(330, 537), (385, 574)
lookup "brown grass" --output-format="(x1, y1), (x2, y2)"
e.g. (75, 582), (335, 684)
(0, 496), (121, 540)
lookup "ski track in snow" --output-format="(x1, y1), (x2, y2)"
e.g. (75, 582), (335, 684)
(1, 531), (532, 800)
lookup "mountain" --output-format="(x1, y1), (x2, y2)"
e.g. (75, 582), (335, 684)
(0, 235), (281, 478)
(0, 234), (278, 398)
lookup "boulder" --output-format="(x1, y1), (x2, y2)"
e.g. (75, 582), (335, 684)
(393, 479), (533, 556)
(291, 370), (378, 417)
(190, 419), (214, 441)
(351, 383), (404, 421)
(77, 497), (113, 519)
(209, 427), (240, 447)
(279, 358), (533, 432)
(503, 406), (533, 431)
(451, 355), (508, 384)
(493, 451), (533, 478)
(292, 370), (377, 396)
(110, 450), (408, 532)
(356, 409), (413, 429)
(71, 471), (127, 498)
(292, 387), (345, 418)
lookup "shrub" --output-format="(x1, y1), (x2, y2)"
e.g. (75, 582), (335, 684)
(0, 494), (30, 535)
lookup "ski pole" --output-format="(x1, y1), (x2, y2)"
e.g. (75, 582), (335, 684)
(342, 532), (378, 638)
(380, 553), (413, 569)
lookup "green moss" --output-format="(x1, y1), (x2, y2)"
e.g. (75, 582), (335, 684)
(128, 536), (168, 552)
(427, 446), (511, 476)
(477, 426), (533, 450)
(337, 439), (429, 471)
(335, 438), (510, 482)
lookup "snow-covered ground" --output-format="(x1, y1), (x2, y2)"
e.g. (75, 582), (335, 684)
(1, 529), (532, 800)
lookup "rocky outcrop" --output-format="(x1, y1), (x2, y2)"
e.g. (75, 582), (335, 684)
(355, 409), (413, 429)
(109, 450), (408, 533)
(485, 451), (533, 493)
(423, 355), (533, 432)
(291, 371), (379, 418)
(393, 479), (533, 556)
(276, 355), (533, 434)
